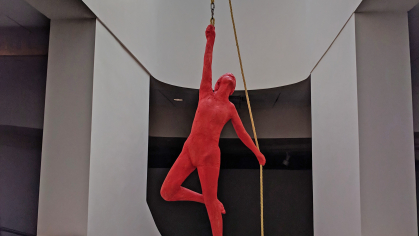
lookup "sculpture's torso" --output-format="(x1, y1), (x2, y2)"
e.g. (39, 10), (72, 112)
(184, 94), (232, 167)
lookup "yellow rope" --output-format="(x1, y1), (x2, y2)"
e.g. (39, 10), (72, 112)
(228, 0), (264, 235)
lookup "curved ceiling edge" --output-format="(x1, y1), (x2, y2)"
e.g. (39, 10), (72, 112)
(151, 75), (311, 94)
(82, 0), (360, 90)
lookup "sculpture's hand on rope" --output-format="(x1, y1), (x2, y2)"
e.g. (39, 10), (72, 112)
(200, 24), (216, 100)
(228, 0), (265, 234)
(205, 24), (215, 40)
(256, 152), (266, 166)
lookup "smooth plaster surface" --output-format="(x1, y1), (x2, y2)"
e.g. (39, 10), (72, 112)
(311, 11), (418, 236)
(311, 16), (362, 236)
(37, 19), (96, 236)
(87, 20), (160, 236)
(355, 12), (417, 236)
(80, 0), (363, 90)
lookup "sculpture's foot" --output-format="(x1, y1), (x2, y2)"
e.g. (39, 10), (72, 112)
(218, 199), (226, 214)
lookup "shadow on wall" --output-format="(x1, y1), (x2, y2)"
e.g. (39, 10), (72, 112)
(147, 76), (313, 236)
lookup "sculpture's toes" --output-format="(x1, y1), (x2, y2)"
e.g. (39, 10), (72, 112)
(218, 199), (226, 214)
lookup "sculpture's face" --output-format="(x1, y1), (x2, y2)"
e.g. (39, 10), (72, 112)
(214, 73), (236, 96)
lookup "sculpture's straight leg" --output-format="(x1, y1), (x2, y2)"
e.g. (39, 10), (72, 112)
(198, 165), (223, 236)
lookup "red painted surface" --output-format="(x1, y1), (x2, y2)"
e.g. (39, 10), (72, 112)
(160, 25), (266, 236)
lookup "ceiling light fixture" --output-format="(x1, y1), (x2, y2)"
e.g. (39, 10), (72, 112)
(174, 99), (183, 102)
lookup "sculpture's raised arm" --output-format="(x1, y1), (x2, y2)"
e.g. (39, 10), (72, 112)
(200, 25), (216, 100)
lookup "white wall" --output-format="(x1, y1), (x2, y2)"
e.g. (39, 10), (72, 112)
(37, 17), (160, 236)
(311, 11), (418, 236)
(37, 19), (96, 236)
(311, 16), (362, 236)
(87, 20), (160, 236)
(355, 12), (417, 236)
(306, 0), (361, 71)
(80, 0), (365, 90)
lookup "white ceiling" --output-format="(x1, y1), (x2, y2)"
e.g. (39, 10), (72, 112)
(82, 0), (350, 90)
(80, 0), (419, 90)
(0, 0), (49, 28)
(6, 0), (418, 90)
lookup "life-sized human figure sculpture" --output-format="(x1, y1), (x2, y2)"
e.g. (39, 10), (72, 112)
(160, 24), (266, 236)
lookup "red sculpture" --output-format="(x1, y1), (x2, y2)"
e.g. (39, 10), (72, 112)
(160, 24), (266, 236)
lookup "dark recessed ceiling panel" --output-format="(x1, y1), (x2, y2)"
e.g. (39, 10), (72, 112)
(0, 0), (49, 28)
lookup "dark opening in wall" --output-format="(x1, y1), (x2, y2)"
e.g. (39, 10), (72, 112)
(0, 0), (50, 235)
(408, 3), (419, 233)
(147, 76), (313, 236)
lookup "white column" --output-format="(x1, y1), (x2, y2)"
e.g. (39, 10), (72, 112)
(355, 12), (417, 236)
(86, 20), (160, 236)
(37, 19), (96, 236)
(311, 11), (418, 236)
(311, 16), (362, 236)
(38, 19), (160, 235)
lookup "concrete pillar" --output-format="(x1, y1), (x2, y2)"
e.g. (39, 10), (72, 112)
(86, 20), (160, 236)
(311, 16), (362, 236)
(311, 11), (417, 236)
(356, 12), (417, 236)
(37, 19), (160, 236)
(37, 19), (96, 236)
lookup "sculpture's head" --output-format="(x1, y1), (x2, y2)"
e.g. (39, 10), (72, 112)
(214, 73), (236, 96)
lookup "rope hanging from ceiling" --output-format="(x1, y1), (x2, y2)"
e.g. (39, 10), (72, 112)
(211, 1), (265, 235)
